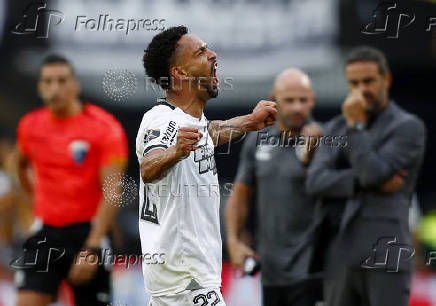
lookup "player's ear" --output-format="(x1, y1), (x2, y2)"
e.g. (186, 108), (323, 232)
(170, 66), (187, 80)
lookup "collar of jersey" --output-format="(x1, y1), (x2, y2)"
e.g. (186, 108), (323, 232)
(157, 97), (204, 122)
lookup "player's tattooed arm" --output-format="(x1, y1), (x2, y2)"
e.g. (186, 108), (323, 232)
(140, 127), (202, 183)
(208, 100), (277, 146)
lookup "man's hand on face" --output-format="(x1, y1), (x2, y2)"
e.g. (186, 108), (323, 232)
(342, 90), (368, 127)
(249, 100), (278, 131)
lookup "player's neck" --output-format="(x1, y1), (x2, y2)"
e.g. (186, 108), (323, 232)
(50, 99), (83, 118)
(166, 90), (205, 119)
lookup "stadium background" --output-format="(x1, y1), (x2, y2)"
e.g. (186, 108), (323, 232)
(0, 0), (435, 305)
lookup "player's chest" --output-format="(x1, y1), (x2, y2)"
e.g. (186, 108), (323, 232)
(190, 141), (217, 176)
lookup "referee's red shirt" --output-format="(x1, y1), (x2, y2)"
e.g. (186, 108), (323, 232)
(17, 104), (128, 227)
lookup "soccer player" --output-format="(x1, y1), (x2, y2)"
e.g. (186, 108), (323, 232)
(15, 55), (128, 306)
(225, 68), (323, 306)
(137, 26), (277, 306)
(306, 46), (426, 306)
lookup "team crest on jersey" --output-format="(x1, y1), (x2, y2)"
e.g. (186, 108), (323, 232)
(69, 140), (90, 165)
(194, 145), (217, 175)
(144, 129), (160, 145)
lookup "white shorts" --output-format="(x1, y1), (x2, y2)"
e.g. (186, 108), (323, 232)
(149, 287), (226, 306)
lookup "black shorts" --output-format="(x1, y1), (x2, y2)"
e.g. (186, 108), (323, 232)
(13, 222), (111, 305)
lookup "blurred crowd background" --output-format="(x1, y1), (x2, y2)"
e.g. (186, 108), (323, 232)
(0, 0), (435, 305)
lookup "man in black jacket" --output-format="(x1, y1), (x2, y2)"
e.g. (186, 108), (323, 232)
(306, 46), (426, 306)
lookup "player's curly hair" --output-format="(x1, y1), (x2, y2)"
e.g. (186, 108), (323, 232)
(143, 26), (188, 90)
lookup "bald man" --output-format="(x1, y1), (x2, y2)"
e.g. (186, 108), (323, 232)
(225, 69), (323, 306)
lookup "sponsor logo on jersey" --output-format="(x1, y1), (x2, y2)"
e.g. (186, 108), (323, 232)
(194, 144), (217, 175)
(69, 140), (90, 164)
(161, 121), (177, 144)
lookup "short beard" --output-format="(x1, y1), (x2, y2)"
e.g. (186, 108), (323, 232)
(278, 112), (304, 130)
(365, 91), (385, 117)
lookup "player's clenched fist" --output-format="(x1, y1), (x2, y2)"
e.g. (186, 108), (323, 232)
(175, 127), (203, 158)
(249, 100), (278, 131)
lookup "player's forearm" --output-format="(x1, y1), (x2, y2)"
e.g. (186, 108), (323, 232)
(140, 146), (183, 183)
(208, 115), (256, 146)
(225, 184), (251, 242)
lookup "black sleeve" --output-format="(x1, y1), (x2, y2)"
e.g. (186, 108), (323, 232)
(306, 120), (355, 198)
(234, 132), (258, 187)
(345, 117), (426, 188)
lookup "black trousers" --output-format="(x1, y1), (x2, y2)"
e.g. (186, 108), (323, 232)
(323, 217), (412, 306)
(324, 268), (410, 306)
(262, 278), (322, 306)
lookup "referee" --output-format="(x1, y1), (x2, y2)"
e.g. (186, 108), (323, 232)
(226, 68), (323, 306)
(15, 55), (128, 305)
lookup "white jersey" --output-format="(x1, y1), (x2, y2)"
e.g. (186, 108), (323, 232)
(135, 98), (222, 297)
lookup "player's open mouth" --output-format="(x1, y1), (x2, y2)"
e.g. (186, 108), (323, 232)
(211, 62), (219, 87)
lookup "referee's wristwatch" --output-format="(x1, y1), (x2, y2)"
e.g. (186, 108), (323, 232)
(348, 121), (365, 133)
